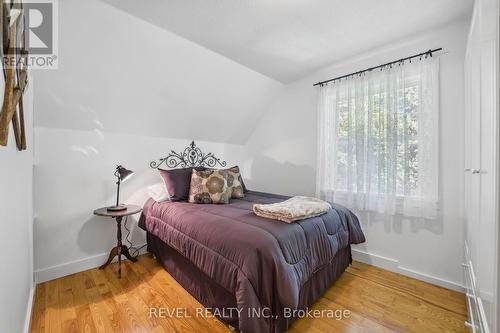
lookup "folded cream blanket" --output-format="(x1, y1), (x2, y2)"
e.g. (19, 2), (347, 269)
(253, 196), (331, 223)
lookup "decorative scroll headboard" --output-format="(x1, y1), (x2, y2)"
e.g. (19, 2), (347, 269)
(150, 141), (227, 169)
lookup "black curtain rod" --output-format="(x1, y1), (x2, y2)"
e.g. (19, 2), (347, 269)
(313, 48), (442, 87)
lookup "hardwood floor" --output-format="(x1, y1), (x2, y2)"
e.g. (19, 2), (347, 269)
(30, 255), (467, 333)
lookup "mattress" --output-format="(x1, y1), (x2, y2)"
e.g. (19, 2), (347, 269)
(139, 191), (365, 333)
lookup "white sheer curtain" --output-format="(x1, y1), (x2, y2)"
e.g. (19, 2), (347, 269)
(316, 57), (439, 219)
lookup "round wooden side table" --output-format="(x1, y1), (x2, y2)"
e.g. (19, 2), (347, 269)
(93, 204), (142, 278)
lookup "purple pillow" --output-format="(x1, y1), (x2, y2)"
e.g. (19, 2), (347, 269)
(158, 167), (204, 201)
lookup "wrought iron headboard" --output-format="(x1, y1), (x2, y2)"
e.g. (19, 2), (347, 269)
(150, 141), (227, 169)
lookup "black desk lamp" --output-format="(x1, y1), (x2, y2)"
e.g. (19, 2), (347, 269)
(107, 165), (134, 211)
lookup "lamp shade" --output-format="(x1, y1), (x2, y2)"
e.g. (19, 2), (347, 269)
(116, 165), (134, 182)
(107, 165), (134, 212)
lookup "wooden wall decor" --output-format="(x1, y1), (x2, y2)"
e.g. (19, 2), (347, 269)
(0, 0), (28, 150)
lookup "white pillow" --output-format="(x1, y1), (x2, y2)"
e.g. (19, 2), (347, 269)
(147, 182), (170, 202)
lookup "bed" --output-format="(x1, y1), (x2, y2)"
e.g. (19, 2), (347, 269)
(139, 142), (365, 333)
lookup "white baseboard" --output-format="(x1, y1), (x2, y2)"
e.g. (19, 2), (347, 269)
(35, 246), (463, 292)
(23, 285), (35, 333)
(351, 248), (399, 271)
(351, 249), (464, 292)
(35, 245), (148, 283)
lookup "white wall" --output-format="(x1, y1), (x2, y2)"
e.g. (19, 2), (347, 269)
(0, 83), (34, 332)
(33, 129), (253, 281)
(246, 21), (469, 289)
(33, 0), (469, 292)
(32, 0), (278, 281)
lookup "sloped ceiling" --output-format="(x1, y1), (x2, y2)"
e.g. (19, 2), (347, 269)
(103, 0), (474, 83)
(34, 0), (282, 144)
(35, 0), (473, 144)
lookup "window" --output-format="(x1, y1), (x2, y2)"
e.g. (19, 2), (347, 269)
(317, 58), (439, 218)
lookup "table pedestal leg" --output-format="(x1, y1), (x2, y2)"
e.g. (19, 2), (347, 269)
(99, 217), (136, 278)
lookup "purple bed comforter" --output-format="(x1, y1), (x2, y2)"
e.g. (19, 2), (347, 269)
(139, 191), (365, 333)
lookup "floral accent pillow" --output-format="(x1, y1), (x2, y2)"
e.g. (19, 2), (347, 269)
(189, 169), (230, 204)
(224, 166), (245, 198)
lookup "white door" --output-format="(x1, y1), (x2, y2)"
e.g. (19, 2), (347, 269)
(464, 0), (498, 332)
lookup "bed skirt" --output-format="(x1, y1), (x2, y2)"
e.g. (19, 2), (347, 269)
(146, 232), (352, 333)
